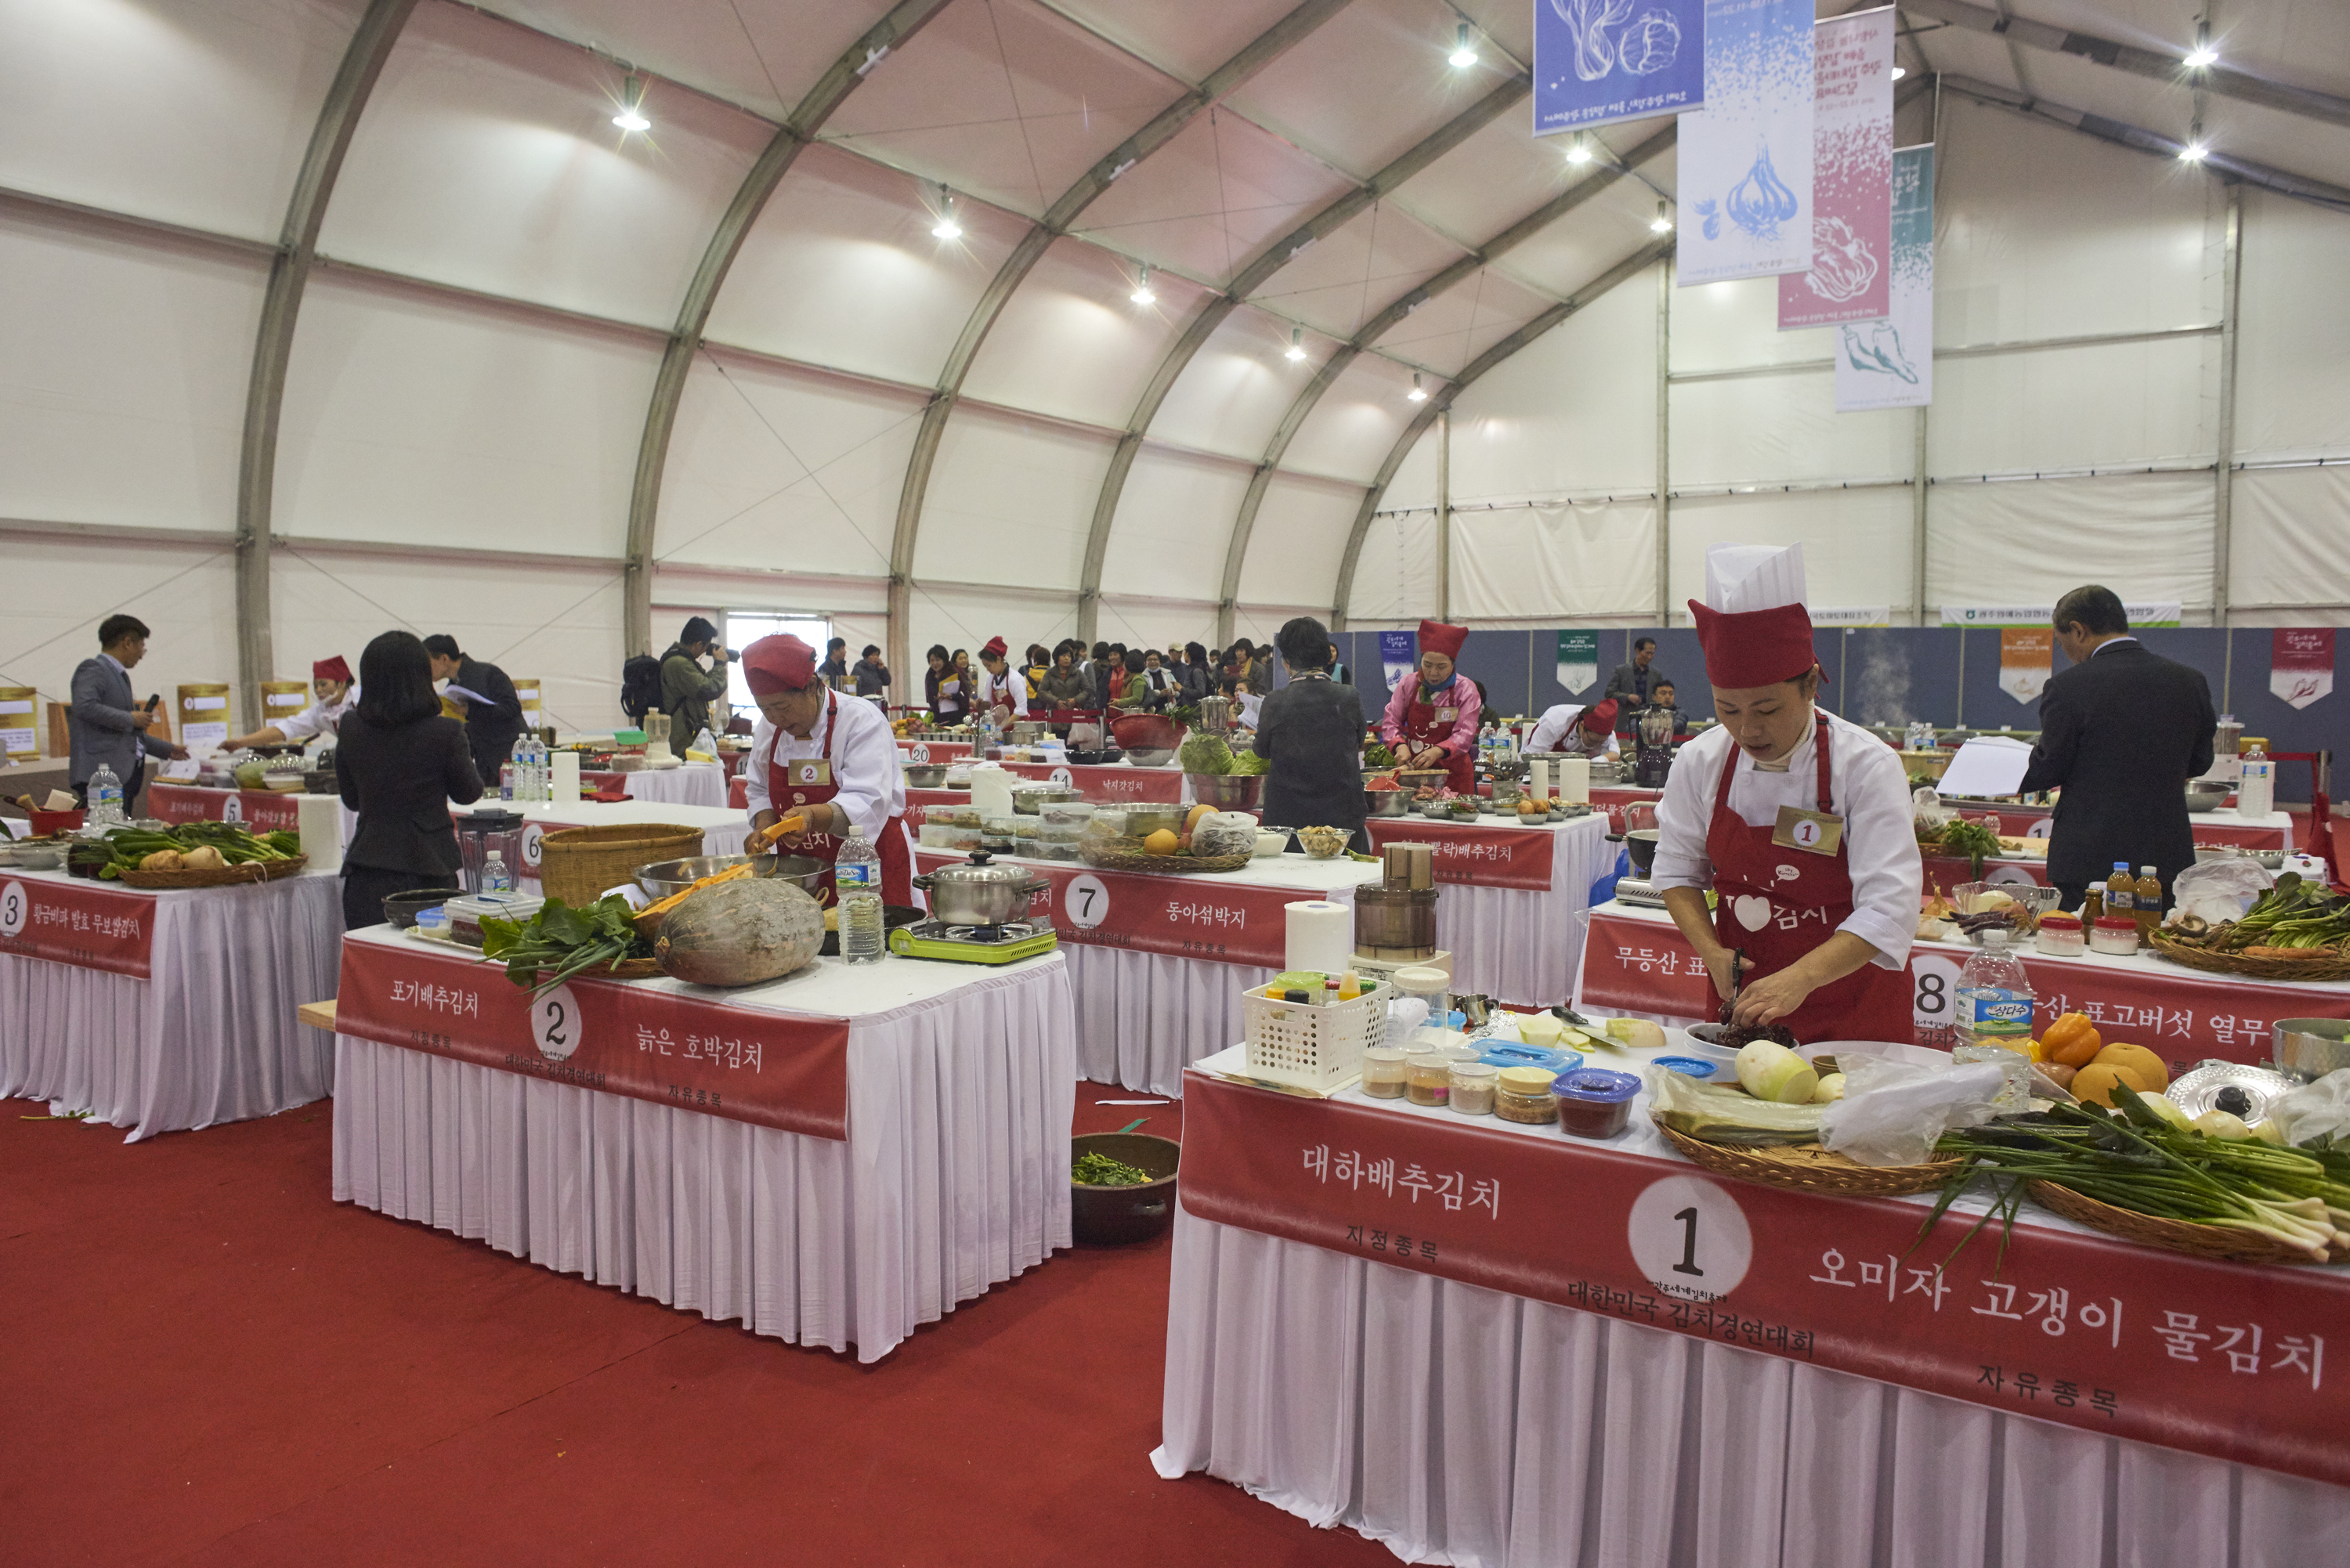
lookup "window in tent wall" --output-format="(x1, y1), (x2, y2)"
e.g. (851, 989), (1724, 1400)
(721, 612), (832, 715)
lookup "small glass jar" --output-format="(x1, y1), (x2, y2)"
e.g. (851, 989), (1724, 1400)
(2035, 912), (2084, 957)
(1448, 1060), (1498, 1115)
(1359, 1046), (1409, 1098)
(1405, 1050), (1452, 1107)
(2090, 916), (2140, 956)
(1495, 1066), (1559, 1124)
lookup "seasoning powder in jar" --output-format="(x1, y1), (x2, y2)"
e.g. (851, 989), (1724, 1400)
(2090, 916), (2140, 956)
(1448, 1060), (1498, 1116)
(2034, 912), (2084, 957)
(1495, 1066), (1559, 1124)
(1360, 1045), (1410, 1100)
(1405, 1050), (1452, 1107)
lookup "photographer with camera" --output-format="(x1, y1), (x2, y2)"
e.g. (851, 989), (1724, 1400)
(660, 616), (733, 742)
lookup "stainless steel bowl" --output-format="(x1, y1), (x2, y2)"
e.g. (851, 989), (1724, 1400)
(912, 851), (1051, 925)
(1125, 747), (1175, 768)
(2275, 1017), (2350, 1082)
(1186, 773), (1264, 811)
(1012, 785), (1085, 814)
(2184, 782), (2230, 813)
(1364, 788), (1412, 817)
(1122, 805), (1185, 838)
(903, 764), (948, 788)
(634, 854), (826, 898)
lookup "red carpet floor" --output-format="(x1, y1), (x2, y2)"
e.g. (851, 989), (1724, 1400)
(0, 1086), (1393, 1568)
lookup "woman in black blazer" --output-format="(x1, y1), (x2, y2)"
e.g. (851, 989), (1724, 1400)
(337, 630), (485, 928)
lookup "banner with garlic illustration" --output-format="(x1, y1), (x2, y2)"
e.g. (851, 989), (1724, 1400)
(1676, 0), (1814, 284)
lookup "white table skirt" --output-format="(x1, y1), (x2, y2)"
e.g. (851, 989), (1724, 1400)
(332, 953), (1077, 1362)
(1153, 1210), (2350, 1568)
(1068, 943), (1274, 1097)
(620, 763), (728, 809)
(0, 872), (341, 1140)
(1434, 814), (1617, 1010)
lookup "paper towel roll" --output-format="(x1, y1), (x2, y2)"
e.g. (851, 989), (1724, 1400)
(1528, 759), (1551, 800)
(549, 750), (582, 804)
(1556, 756), (1590, 804)
(1285, 900), (1354, 976)
(969, 764), (1014, 820)
(296, 793), (344, 874)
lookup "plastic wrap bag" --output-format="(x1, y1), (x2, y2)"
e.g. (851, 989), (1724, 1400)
(2170, 856), (2274, 927)
(2270, 1068), (2350, 1147)
(1818, 1055), (2008, 1166)
(1384, 997), (1430, 1042)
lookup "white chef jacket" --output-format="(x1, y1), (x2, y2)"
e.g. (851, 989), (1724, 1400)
(278, 687), (359, 742)
(742, 690), (906, 842)
(1650, 709), (1922, 970)
(1528, 703), (1620, 757)
(974, 665), (1028, 717)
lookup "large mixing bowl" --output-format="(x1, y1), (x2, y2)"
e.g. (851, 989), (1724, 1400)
(903, 764), (947, 788)
(1125, 747), (1175, 768)
(2184, 782), (2230, 813)
(635, 854), (826, 899)
(1186, 773), (1264, 811)
(1071, 1132), (1180, 1245)
(2275, 1018), (2350, 1082)
(1364, 787), (1412, 817)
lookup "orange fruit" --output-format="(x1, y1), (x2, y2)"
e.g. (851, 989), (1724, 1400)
(1144, 829), (1179, 856)
(2092, 1042), (2168, 1093)
(1184, 804), (1215, 836)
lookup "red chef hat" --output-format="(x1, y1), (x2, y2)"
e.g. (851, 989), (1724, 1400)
(1687, 599), (1821, 689)
(743, 634), (818, 696)
(313, 655), (353, 684)
(1579, 699), (1618, 732)
(1416, 619), (1468, 659)
(981, 635), (1007, 659)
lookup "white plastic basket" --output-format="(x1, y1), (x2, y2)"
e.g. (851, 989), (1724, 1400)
(1242, 979), (1390, 1093)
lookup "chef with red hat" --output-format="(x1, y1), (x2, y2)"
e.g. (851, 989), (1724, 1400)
(739, 633), (915, 907)
(972, 636), (1027, 724)
(1526, 696), (1621, 760)
(223, 655), (359, 749)
(1377, 619), (1481, 793)
(1653, 545), (1922, 1043)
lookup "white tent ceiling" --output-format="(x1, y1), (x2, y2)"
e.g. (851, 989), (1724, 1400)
(3, 0), (2348, 726)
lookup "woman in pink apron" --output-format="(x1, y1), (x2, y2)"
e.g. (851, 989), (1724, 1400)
(739, 634), (915, 907)
(1376, 619), (1482, 795)
(1650, 547), (1922, 1044)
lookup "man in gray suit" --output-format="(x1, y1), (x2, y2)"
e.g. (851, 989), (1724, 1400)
(1603, 637), (1668, 729)
(69, 614), (187, 812)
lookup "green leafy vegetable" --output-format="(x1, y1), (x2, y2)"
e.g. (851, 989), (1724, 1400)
(1933, 817), (2001, 879)
(1178, 732), (1234, 775)
(481, 895), (653, 997)
(1072, 1151), (1155, 1187)
(1224, 751), (1269, 776)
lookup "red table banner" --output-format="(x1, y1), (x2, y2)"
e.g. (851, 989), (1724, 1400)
(1178, 1071), (2350, 1489)
(0, 875), (157, 978)
(898, 740), (973, 763)
(147, 781), (302, 833)
(913, 847), (1336, 967)
(994, 760), (1185, 804)
(1578, 908), (2350, 1064)
(335, 936), (850, 1139)
(1365, 819), (1558, 892)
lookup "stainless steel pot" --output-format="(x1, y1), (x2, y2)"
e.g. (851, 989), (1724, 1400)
(912, 850), (1051, 925)
(2274, 1017), (2350, 1082)
(1622, 829), (1660, 876)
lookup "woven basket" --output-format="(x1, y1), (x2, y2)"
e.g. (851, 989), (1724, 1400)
(526, 956), (663, 985)
(1078, 836), (1253, 874)
(2146, 928), (2350, 983)
(117, 854), (308, 889)
(1652, 1116), (1960, 1197)
(2026, 1180), (2348, 1266)
(539, 822), (706, 905)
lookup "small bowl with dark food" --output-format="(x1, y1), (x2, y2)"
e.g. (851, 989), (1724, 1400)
(1071, 1132), (1180, 1245)
(381, 886), (464, 929)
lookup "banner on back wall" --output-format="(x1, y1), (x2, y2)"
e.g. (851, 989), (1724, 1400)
(1941, 605), (2183, 629)
(1380, 630), (1418, 692)
(1534, 0), (1706, 135)
(1677, 0), (1814, 285)
(2272, 629), (2335, 709)
(2000, 628), (2053, 703)
(1778, 6), (1893, 330)
(1837, 143), (1934, 412)
(1556, 630), (1600, 694)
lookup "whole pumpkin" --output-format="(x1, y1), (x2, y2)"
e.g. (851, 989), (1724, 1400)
(655, 876), (826, 987)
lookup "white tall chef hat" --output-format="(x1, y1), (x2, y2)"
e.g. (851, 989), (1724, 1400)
(1703, 543), (1810, 614)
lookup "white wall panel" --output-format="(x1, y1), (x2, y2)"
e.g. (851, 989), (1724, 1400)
(0, 217), (265, 532)
(1343, 508), (1441, 626)
(1670, 273), (1829, 374)
(320, 2), (768, 326)
(1929, 334), (2215, 476)
(1101, 446), (1254, 602)
(275, 276), (660, 553)
(963, 238), (1205, 428)
(1926, 474), (2214, 614)
(1282, 354), (1421, 484)
(1670, 374), (1914, 488)
(1452, 502), (1657, 622)
(1450, 276), (1657, 504)
(2230, 467), (2350, 614)
(2, 538), (239, 739)
(2235, 190), (2350, 461)
(1235, 473), (1359, 609)
(707, 144), (1025, 388)
(1150, 307), (1325, 461)
(912, 409), (1116, 590)
(656, 352), (924, 576)
(2, 0), (362, 240)
(1671, 489), (1914, 618)
(655, 567), (888, 621)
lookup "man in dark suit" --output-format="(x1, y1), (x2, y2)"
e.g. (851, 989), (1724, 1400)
(68, 614), (187, 813)
(422, 634), (525, 786)
(2019, 586), (2215, 910)
(1603, 637), (1668, 727)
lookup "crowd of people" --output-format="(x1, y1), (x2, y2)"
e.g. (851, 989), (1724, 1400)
(892, 636), (1296, 725)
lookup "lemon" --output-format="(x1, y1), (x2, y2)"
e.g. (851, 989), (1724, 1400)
(1144, 829), (1179, 856)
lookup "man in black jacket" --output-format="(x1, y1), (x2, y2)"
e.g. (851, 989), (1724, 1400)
(423, 634), (525, 785)
(2019, 586), (2215, 910)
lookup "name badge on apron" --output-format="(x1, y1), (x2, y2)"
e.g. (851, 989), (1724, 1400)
(1770, 805), (1844, 856)
(1435, 707), (1458, 723)
(787, 759), (832, 788)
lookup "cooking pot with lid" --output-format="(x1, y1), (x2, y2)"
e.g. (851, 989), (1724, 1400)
(912, 849), (1052, 926)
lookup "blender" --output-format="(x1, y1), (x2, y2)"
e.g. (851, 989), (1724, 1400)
(1632, 704), (1676, 789)
(454, 807), (529, 893)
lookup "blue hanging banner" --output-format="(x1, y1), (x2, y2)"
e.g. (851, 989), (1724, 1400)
(1535, 0), (1708, 136)
(1379, 630), (1418, 693)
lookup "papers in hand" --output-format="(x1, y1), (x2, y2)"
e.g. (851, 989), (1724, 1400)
(1935, 735), (2034, 799)
(443, 684), (500, 709)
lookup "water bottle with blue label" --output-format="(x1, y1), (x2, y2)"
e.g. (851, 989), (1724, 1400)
(86, 763), (125, 826)
(1954, 927), (2035, 1110)
(837, 824), (885, 965)
(481, 850), (514, 894)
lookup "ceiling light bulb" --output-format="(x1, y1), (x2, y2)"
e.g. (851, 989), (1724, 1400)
(1285, 327), (1307, 363)
(932, 192), (962, 240)
(1566, 132), (1593, 165)
(2179, 139), (2207, 162)
(612, 74), (649, 132)
(1650, 200), (1673, 233)
(1889, 64), (1907, 80)
(1130, 262), (1155, 305)
(1407, 373), (1427, 403)
(2186, 23), (2215, 70)
(1449, 23), (1478, 69)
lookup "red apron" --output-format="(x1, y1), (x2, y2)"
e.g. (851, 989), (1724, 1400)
(1403, 674), (1477, 794)
(765, 693), (916, 909)
(1706, 715), (1913, 1046)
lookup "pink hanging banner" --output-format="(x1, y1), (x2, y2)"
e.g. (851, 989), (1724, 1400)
(1777, 7), (1895, 330)
(2272, 629), (2334, 710)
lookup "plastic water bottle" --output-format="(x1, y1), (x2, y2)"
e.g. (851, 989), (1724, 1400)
(481, 850), (514, 894)
(499, 743), (516, 802)
(527, 735), (547, 802)
(87, 762), (125, 826)
(1954, 927), (2035, 1111)
(837, 825), (886, 965)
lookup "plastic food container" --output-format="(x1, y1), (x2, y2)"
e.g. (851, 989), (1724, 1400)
(1448, 1060), (1498, 1115)
(1405, 1050), (1452, 1107)
(1650, 1055), (1718, 1079)
(1041, 802), (1096, 828)
(444, 891), (545, 948)
(1360, 1045), (1409, 1099)
(2090, 916), (2140, 956)
(2035, 912), (2084, 956)
(1495, 1067), (1560, 1124)
(1552, 1068), (1642, 1139)
(1481, 1042), (1581, 1076)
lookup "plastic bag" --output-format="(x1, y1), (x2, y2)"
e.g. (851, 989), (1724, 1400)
(1818, 1054), (2008, 1167)
(2170, 856), (2274, 927)
(2269, 1068), (2350, 1147)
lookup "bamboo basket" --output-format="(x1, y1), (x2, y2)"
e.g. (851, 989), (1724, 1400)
(2026, 1180), (2349, 1266)
(1652, 1117), (1960, 1198)
(1077, 836), (1253, 874)
(117, 854), (308, 889)
(539, 823), (706, 905)
(523, 956), (664, 985)
(2146, 927), (2350, 983)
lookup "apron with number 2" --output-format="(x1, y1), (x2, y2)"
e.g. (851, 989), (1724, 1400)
(765, 692), (916, 909)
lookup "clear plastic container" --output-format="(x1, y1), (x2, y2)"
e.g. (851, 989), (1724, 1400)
(1550, 1068), (1641, 1138)
(1495, 1067), (1559, 1124)
(1448, 1060), (1498, 1115)
(1360, 1045), (1409, 1099)
(1405, 1050), (1452, 1107)
(2090, 916), (2140, 956)
(2034, 912), (2084, 956)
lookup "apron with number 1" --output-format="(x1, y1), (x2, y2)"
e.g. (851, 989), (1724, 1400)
(1706, 715), (1914, 1045)
(1403, 674), (1477, 795)
(765, 692), (916, 909)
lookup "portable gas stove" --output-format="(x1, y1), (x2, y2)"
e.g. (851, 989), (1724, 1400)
(888, 918), (1059, 963)
(1611, 876), (1668, 909)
